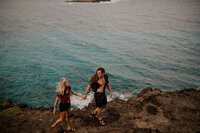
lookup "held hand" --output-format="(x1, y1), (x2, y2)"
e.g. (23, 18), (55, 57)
(82, 95), (87, 100)
(53, 109), (56, 115)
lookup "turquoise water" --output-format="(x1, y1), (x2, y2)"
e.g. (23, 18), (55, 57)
(0, 0), (200, 108)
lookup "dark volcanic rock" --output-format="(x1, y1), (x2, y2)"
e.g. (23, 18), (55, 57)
(0, 88), (200, 133)
(17, 104), (27, 108)
(146, 105), (158, 115)
(0, 100), (13, 111)
(46, 126), (64, 133)
(66, 0), (110, 3)
(137, 87), (153, 97)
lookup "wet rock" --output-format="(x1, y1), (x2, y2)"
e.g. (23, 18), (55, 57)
(17, 104), (27, 108)
(137, 87), (153, 97)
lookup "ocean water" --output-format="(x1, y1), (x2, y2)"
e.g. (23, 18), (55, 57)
(0, 0), (200, 109)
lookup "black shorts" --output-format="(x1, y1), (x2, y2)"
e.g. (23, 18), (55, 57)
(59, 102), (71, 112)
(94, 92), (107, 108)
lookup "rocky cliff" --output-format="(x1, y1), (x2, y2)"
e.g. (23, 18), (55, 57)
(0, 87), (200, 133)
(66, 0), (110, 3)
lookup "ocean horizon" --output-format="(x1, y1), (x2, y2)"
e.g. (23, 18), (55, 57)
(0, 0), (200, 109)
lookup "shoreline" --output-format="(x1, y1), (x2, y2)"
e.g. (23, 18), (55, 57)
(65, 0), (110, 2)
(0, 87), (200, 133)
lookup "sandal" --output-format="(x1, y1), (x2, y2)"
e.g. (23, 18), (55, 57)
(91, 112), (97, 118)
(67, 128), (76, 132)
(99, 119), (106, 126)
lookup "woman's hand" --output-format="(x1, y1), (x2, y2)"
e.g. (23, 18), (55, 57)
(53, 109), (56, 115)
(82, 94), (87, 99)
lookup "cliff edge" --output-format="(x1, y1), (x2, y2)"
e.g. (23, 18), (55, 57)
(0, 87), (200, 133)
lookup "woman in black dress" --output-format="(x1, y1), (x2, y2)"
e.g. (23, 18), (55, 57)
(83, 67), (112, 125)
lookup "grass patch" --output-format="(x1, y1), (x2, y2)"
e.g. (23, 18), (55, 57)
(0, 106), (23, 117)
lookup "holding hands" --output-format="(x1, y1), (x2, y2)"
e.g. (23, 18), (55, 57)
(82, 94), (87, 100)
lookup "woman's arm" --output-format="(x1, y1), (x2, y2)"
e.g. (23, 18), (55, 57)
(53, 97), (59, 114)
(83, 84), (91, 99)
(107, 83), (112, 98)
(70, 89), (82, 98)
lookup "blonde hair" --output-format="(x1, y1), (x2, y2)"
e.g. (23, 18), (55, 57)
(56, 77), (68, 95)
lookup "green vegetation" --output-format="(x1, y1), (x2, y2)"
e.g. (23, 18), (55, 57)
(0, 106), (23, 117)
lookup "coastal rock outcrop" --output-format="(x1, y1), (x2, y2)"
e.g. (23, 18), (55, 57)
(0, 88), (200, 133)
(66, 0), (110, 3)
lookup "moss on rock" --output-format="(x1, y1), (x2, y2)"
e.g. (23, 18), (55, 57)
(0, 106), (23, 117)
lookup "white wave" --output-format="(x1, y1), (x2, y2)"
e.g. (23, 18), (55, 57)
(71, 90), (133, 109)
(107, 91), (133, 102)
(62, 0), (124, 5)
(70, 91), (94, 109)
(110, 0), (122, 3)
(59, 2), (73, 5)
(100, 0), (125, 4)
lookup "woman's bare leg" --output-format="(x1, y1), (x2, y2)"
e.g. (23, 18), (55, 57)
(93, 107), (99, 114)
(96, 107), (105, 125)
(51, 112), (65, 127)
(96, 107), (102, 120)
(68, 107), (71, 118)
(66, 108), (71, 130)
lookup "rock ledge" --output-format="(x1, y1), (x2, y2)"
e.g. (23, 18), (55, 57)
(0, 87), (200, 133)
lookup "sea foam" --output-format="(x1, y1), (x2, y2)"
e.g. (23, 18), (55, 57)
(71, 90), (134, 109)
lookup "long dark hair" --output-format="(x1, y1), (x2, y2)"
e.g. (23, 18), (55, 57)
(90, 67), (105, 82)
